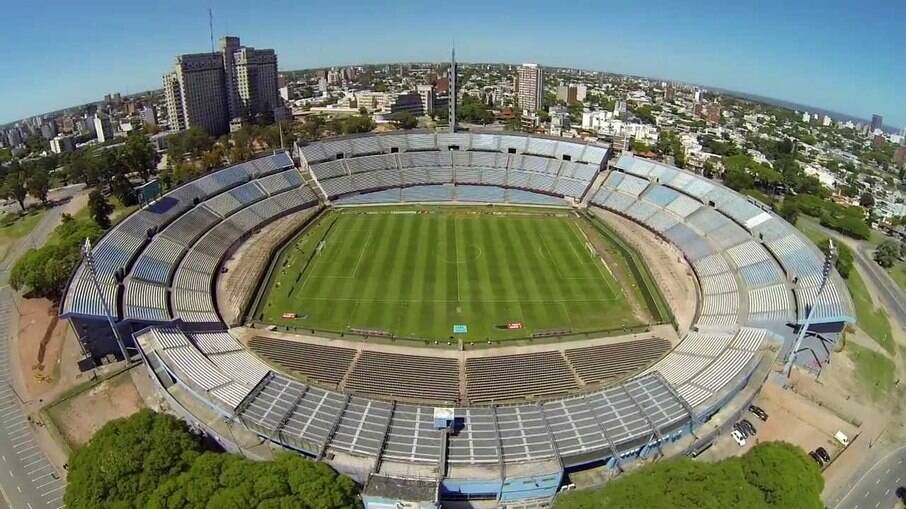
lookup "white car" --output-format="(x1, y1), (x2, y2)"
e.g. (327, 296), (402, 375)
(731, 429), (747, 447)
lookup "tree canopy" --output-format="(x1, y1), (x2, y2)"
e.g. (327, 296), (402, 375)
(64, 410), (361, 509)
(458, 94), (494, 125)
(146, 452), (359, 509)
(391, 111), (418, 130)
(3, 166), (28, 210)
(555, 442), (822, 509)
(64, 409), (205, 509)
(10, 212), (103, 297)
(89, 189), (114, 229)
(875, 239), (905, 268)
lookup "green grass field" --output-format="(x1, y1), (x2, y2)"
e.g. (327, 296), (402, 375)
(256, 207), (650, 341)
(846, 342), (896, 401)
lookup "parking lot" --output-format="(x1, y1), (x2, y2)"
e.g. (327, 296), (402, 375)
(700, 382), (859, 464)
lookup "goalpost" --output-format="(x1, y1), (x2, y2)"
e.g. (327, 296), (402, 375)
(317, 240), (326, 255)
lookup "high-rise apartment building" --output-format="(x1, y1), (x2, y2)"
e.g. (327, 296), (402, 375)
(871, 114), (883, 133)
(93, 113), (113, 143)
(417, 84), (435, 116)
(515, 63), (544, 113)
(163, 36), (278, 136)
(556, 84), (577, 105)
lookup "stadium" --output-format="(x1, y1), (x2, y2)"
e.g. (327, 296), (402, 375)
(61, 131), (854, 508)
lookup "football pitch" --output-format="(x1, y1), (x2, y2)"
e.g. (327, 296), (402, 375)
(255, 207), (652, 341)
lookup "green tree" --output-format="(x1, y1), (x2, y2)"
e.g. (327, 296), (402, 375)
(88, 190), (113, 229)
(146, 453), (359, 509)
(111, 174), (138, 207)
(64, 409), (205, 509)
(339, 115), (375, 135)
(9, 214), (103, 297)
(391, 111), (418, 130)
(3, 167), (28, 210)
(122, 132), (157, 181)
(168, 127), (214, 163)
(555, 442), (822, 509)
(875, 239), (903, 268)
(859, 192), (875, 208)
(723, 167), (754, 191)
(741, 442), (824, 509)
(27, 169), (50, 206)
(66, 150), (99, 185)
(777, 198), (799, 225)
(458, 94), (494, 124)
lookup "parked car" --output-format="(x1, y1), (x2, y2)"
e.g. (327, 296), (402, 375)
(731, 429), (747, 447)
(749, 405), (768, 421)
(815, 447), (831, 462)
(739, 419), (757, 436)
(808, 451), (824, 465)
(733, 422), (749, 438)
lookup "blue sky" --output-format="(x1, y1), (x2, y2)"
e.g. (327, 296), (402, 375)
(1, 0), (904, 127)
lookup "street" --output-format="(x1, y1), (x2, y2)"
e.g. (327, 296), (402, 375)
(0, 189), (85, 509)
(832, 445), (906, 509)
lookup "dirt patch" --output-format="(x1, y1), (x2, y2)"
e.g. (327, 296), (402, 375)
(753, 383), (857, 456)
(17, 297), (68, 399)
(46, 369), (145, 448)
(589, 208), (698, 335)
(218, 208), (319, 325)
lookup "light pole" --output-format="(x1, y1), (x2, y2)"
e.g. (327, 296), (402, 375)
(82, 238), (129, 361)
(784, 239), (836, 377)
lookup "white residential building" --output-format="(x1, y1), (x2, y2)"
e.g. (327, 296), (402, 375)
(50, 134), (75, 154)
(515, 63), (544, 113)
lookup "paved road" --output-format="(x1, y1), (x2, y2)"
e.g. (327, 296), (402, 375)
(0, 193), (85, 509)
(854, 242), (906, 327)
(0, 288), (66, 509)
(832, 445), (906, 509)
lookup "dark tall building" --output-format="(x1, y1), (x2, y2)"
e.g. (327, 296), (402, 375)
(871, 114), (883, 133)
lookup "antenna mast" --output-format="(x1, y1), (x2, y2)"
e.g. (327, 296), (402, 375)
(449, 45), (457, 133)
(209, 8), (215, 53)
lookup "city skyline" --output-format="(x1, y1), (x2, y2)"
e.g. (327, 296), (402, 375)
(1, 0), (904, 127)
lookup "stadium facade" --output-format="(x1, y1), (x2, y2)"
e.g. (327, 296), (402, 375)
(61, 131), (854, 508)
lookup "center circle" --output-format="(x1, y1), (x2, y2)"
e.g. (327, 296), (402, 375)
(443, 245), (483, 264)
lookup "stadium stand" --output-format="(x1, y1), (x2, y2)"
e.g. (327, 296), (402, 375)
(465, 351), (579, 403)
(248, 336), (357, 386)
(60, 136), (856, 507)
(344, 351), (460, 403)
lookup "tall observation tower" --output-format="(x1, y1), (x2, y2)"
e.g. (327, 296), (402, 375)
(449, 46), (457, 133)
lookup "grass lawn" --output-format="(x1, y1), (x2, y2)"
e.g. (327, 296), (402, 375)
(0, 208), (47, 262)
(72, 195), (138, 225)
(796, 216), (829, 246)
(847, 268), (895, 354)
(256, 207), (649, 341)
(886, 262), (906, 292)
(845, 342), (896, 401)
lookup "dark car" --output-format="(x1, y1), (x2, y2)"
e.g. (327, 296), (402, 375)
(740, 419), (757, 436)
(733, 422), (749, 438)
(815, 447), (831, 462)
(808, 451), (824, 466)
(749, 405), (768, 421)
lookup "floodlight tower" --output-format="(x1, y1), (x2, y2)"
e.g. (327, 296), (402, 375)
(449, 46), (457, 133)
(783, 239), (836, 377)
(82, 238), (130, 361)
